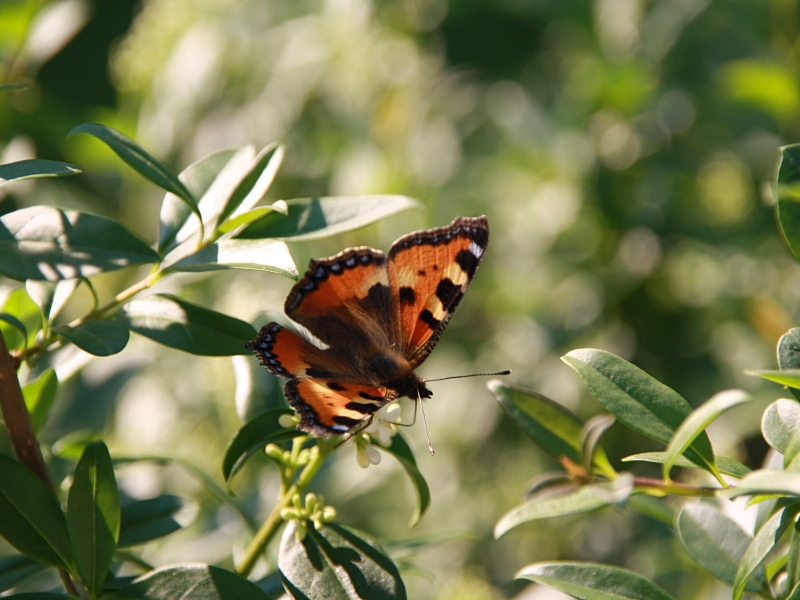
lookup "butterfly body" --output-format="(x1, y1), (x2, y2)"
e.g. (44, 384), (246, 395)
(247, 215), (488, 437)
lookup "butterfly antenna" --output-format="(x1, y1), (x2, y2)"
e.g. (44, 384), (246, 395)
(425, 369), (511, 383)
(417, 390), (435, 456)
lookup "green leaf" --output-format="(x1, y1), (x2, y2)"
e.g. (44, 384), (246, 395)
(25, 279), (80, 321)
(120, 294), (257, 356)
(762, 399), (800, 453)
(221, 408), (302, 489)
(158, 148), (239, 253)
(170, 238), (298, 279)
(621, 452), (750, 478)
(1, 287), (42, 350)
(67, 441), (120, 597)
(487, 380), (615, 477)
(0, 159), (81, 187)
(115, 563), (275, 599)
(515, 562), (676, 600)
(279, 521), (406, 600)
(676, 503), (766, 592)
(69, 123), (194, 205)
(53, 320), (130, 357)
(0, 84), (28, 92)
(581, 414), (615, 475)
(0, 455), (72, 569)
(22, 368), (58, 434)
(236, 195), (422, 241)
(777, 145), (800, 264)
(749, 369), (800, 389)
(216, 206), (279, 235)
(0, 555), (46, 593)
(494, 476), (633, 539)
(0, 206), (159, 281)
(720, 470), (800, 499)
(119, 495), (197, 547)
(732, 508), (794, 600)
(662, 389), (750, 481)
(378, 433), (431, 527)
(1, 594), (71, 599)
(561, 349), (714, 469)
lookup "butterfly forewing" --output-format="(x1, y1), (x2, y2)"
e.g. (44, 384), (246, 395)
(388, 216), (489, 368)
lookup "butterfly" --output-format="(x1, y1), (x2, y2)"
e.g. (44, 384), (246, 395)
(246, 215), (489, 437)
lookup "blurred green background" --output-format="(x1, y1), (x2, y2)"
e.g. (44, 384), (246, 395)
(2, 0), (799, 598)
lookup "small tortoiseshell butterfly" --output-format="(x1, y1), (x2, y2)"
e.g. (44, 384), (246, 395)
(246, 215), (489, 437)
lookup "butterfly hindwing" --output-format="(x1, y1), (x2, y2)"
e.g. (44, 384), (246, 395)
(246, 323), (336, 379)
(285, 378), (397, 436)
(388, 216), (489, 368)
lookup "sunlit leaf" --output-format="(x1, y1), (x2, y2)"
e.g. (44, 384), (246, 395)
(516, 562), (676, 600)
(170, 238), (297, 279)
(762, 399), (800, 453)
(236, 195), (422, 241)
(662, 390), (749, 481)
(676, 503), (765, 592)
(117, 563), (275, 599)
(749, 369), (800, 389)
(733, 508), (795, 600)
(21, 368), (58, 434)
(777, 146), (800, 265)
(279, 521), (406, 600)
(120, 294), (257, 356)
(562, 349), (714, 469)
(0, 287), (41, 350)
(779, 329), (800, 401)
(119, 495), (198, 547)
(720, 470), (800, 499)
(494, 476), (633, 539)
(0, 159), (81, 187)
(0, 206), (159, 281)
(621, 452), (750, 478)
(69, 123), (194, 204)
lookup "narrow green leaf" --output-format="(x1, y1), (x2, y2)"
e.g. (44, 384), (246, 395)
(379, 433), (431, 527)
(67, 441), (120, 597)
(494, 476), (633, 539)
(216, 206), (277, 235)
(119, 495), (197, 547)
(170, 238), (298, 279)
(621, 452), (750, 478)
(116, 563), (275, 599)
(562, 349), (714, 469)
(69, 123), (194, 204)
(0, 84), (28, 92)
(279, 521), (406, 600)
(581, 414), (615, 475)
(776, 145), (800, 264)
(1, 287), (41, 350)
(0, 456), (72, 569)
(662, 390), (750, 481)
(0, 555), (46, 593)
(721, 470), (800, 499)
(222, 408), (302, 489)
(120, 294), (257, 356)
(53, 320), (130, 356)
(236, 195), (422, 241)
(516, 562), (676, 600)
(488, 380), (615, 477)
(0, 206), (159, 281)
(0, 159), (81, 187)
(749, 369), (800, 389)
(22, 368), (58, 433)
(788, 581), (800, 600)
(217, 142), (284, 226)
(158, 148), (239, 253)
(676, 503), (766, 592)
(762, 399), (800, 453)
(733, 508), (795, 600)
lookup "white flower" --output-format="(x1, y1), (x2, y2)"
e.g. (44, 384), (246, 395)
(364, 403), (401, 447)
(356, 441), (381, 468)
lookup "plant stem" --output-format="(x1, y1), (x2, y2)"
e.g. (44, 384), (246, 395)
(0, 334), (79, 596)
(235, 443), (330, 577)
(633, 476), (719, 497)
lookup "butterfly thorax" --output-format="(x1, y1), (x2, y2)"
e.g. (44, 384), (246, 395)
(366, 353), (433, 400)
